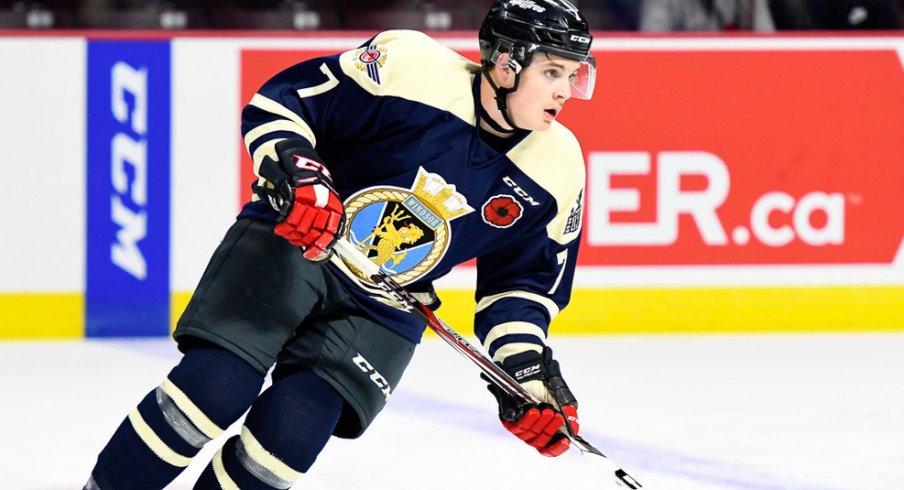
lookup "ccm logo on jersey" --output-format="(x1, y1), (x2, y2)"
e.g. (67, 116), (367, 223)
(110, 61), (149, 280)
(503, 175), (541, 207)
(352, 353), (393, 401)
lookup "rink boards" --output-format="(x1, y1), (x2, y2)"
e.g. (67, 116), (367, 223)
(1, 32), (902, 338)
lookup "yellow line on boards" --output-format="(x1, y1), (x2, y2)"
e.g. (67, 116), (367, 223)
(429, 286), (904, 335)
(171, 292), (192, 333)
(0, 294), (83, 339)
(3, 286), (903, 339)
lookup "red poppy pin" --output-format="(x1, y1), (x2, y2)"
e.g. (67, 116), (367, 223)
(482, 195), (524, 228)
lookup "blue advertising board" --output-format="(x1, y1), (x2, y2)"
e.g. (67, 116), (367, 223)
(86, 40), (171, 337)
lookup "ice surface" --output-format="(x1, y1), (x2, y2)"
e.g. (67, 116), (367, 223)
(2, 333), (902, 490)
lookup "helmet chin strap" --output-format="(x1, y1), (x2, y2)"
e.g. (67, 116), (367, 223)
(481, 64), (523, 134)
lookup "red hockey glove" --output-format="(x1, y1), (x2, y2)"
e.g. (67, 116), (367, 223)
(486, 347), (580, 457)
(255, 139), (345, 261)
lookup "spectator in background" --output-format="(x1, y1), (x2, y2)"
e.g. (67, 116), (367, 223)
(640, 0), (776, 31)
(580, 0), (641, 30)
(769, 0), (900, 29)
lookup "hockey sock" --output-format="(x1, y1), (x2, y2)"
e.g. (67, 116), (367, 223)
(87, 344), (264, 490)
(193, 368), (344, 489)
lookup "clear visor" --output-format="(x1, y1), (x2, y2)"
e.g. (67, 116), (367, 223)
(489, 45), (597, 100)
(568, 56), (596, 100)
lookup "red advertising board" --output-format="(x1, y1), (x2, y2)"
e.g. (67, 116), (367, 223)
(240, 38), (904, 267)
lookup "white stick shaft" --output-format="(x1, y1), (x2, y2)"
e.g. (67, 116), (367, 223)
(333, 239), (381, 276)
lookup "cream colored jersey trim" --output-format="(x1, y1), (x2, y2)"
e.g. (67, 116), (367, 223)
(160, 378), (224, 440)
(244, 120), (313, 173)
(492, 342), (544, 363)
(212, 447), (241, 490)
(127, 409), (192, 467)
(506, 122), (586, 245)
(245, 93), (317, 181)
(338, 30), (479, 126)
(240, 426), (305, 482)
(476, 290), (561, 320)
(244, 120), (309, 153)
(248, 93), (317, 147)
(482, 321), (547, 353)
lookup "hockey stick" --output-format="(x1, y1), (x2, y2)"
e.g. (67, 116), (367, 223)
(333, 238), (643, 489)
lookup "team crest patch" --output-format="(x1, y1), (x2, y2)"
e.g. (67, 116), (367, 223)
(342, 167), (473, 285)
(563, 189), (583, 236)
(482, 195), (523, 228)
(353, 44), (388, 85)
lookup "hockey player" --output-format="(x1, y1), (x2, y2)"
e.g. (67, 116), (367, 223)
(85, 1), (596, 488)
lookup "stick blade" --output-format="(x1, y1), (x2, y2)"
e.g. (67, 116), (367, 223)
(570, 436), (642, 489)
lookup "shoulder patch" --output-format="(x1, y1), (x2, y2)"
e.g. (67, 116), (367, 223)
(339, 30), (479, 125)
(562, 188), (583, 237)
(352, 44), (389, 85)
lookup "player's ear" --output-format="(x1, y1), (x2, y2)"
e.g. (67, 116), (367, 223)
(493, 52), (516, 86)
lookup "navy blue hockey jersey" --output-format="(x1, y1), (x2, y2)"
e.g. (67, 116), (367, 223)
(240, 30), (586, 363)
